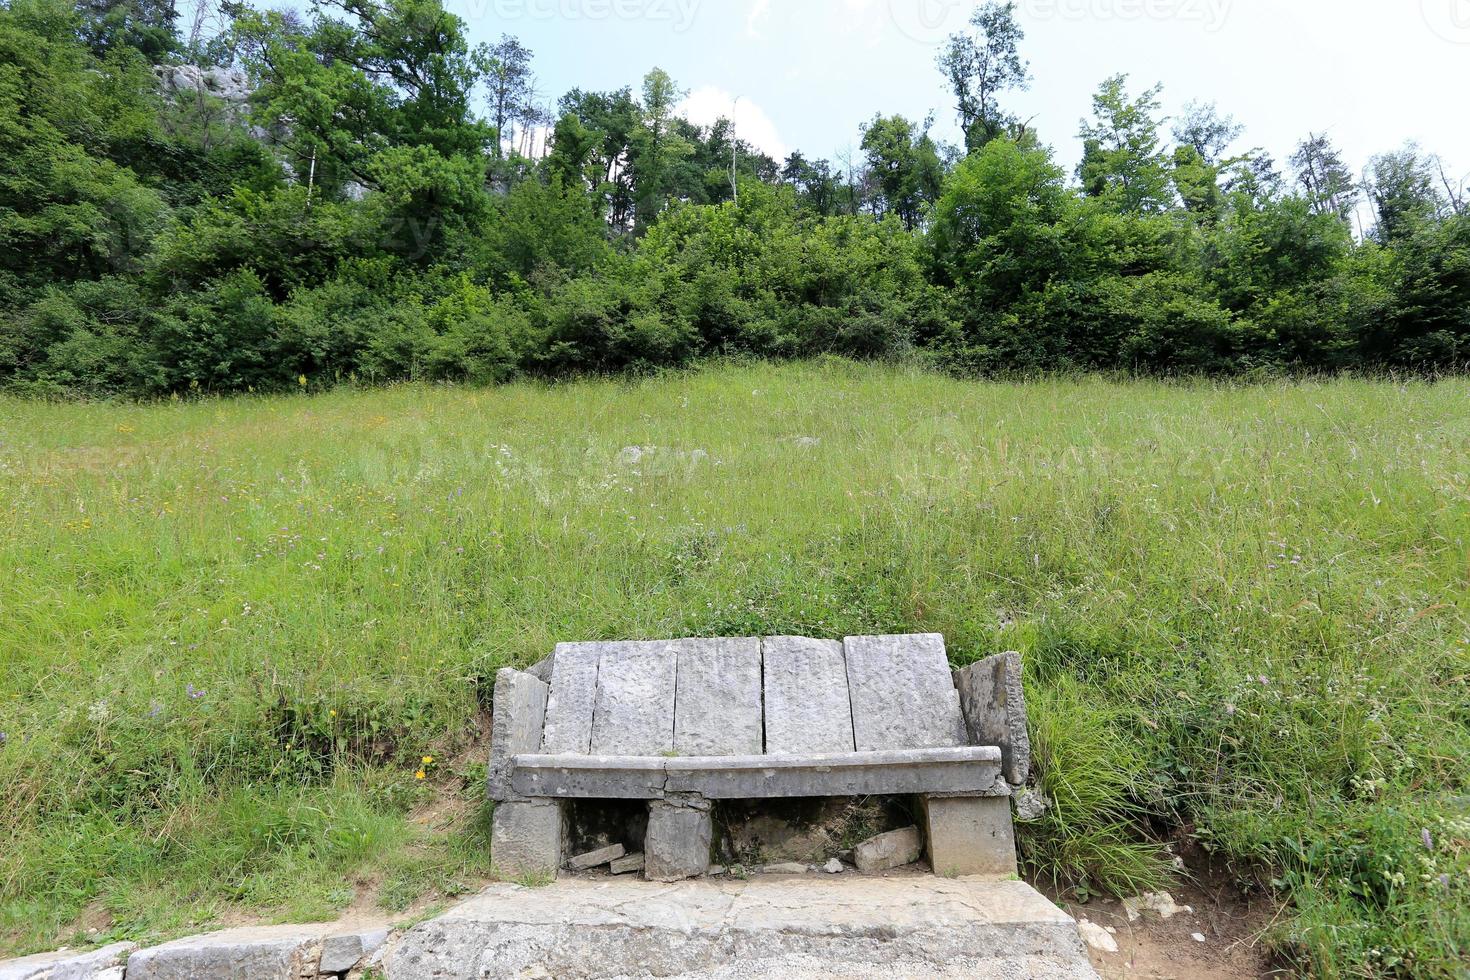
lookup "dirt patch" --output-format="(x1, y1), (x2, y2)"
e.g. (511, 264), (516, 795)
(1051, 876), (1284, 979)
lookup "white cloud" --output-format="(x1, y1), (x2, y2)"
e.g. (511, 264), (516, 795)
(679, 87), (790, 161)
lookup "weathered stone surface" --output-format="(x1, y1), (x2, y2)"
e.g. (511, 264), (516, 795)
(511, 747), (1004, 801)
(761, 863), (810, 875)
(125, 926), (325, 980)
(566, 843), (625, 871)
(0, 943), (136, 980)
(852, 826), (923, 873)
(674, 638), (763, 756)
(663, 746), (1003, 799)
(761, 637), (855, 755)
(589, 642), (677, 756)
(539, 643), (600, 755)
(486, 668), (548, 802)
(510, 754), (667, 799)
(645, 798), (712, 882)
(922, 795), (1018, 878)
(384, 877), (1098, 979)
(955, 651), (1031, 785)
(490, 800), (563, 878)
(823, 858), (845, 874)
(610, 852), (645, 875)
(844, 634), (966, 752)
(319, 928), (389, 974)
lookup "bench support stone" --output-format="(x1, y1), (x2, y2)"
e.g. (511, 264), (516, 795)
(492, 799), (565, 879)
(644, 795), (712, 882)
(920, 794), (1018, 878)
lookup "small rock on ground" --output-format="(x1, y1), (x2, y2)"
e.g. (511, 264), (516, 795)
(1076, 920), (1119, 954)
(567, 843), (626, 872)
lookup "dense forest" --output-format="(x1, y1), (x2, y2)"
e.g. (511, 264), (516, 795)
(1, 0), (1467, 396)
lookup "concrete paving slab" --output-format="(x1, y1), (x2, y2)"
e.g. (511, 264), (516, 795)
(845, 634), (966, 751)
(673, 638), (763, 756)
(589, 642), (678, 757)
(385, 876), (1098, 980)
(761, 637), (856, 754)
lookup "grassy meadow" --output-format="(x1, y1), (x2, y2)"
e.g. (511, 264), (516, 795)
(1, 360), (1467, 976)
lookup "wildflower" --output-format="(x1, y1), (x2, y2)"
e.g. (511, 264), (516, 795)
(415, 770), (426, 780)
(329, 709), (337, 718)
(186, 683), (206, 700)
(298, 375), (308, 387)
(1422, 829), (1434, 852)
(0, 732), (6, 746)
(149, 701), (163, 719)
(422, 755), (434, 765)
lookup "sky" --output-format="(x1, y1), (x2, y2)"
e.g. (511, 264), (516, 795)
(446, 0), (1470, 190)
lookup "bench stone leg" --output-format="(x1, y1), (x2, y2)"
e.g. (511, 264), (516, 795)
(921, 794), (1018, 878)
(492, 799), (564, 879)
(644, 795), (712, 882)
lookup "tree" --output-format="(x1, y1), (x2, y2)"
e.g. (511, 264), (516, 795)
(1289, 133), (1357, 222)
(1365, 145), (1443, 244)
(1172, 101), (1242, 166)
(480, 34), (532, 158)
(1077, 74), (1173, 214)
(859, 114), (943, 231)
(629, 67), (691, 234)
(937, 1), (1030, 152)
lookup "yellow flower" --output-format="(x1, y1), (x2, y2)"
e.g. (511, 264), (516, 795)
(414, 770), (426, 780)
(329, 709), (337, 718)
(422, 755), (434, 765)
(298, 375), (308, 387)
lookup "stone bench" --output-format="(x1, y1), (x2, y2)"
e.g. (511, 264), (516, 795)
(488, 634), (1030, 882)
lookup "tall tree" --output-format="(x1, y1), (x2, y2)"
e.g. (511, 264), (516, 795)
(1077, 74), (1172, 214)
(480, 34), (532, 158)
(629, 67), (691, 233)
(859, 113), (944, 230)
(1289, 133), (1357, 222)
(937, 1), (1029, 152)
(1365, 145), (1444, 243)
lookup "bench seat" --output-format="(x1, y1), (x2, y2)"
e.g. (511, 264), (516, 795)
(488, 635), (1031, 882)
(512, 746), (1005, 800)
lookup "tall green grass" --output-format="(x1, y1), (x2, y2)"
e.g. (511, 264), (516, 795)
(1, 361), (1466, 975)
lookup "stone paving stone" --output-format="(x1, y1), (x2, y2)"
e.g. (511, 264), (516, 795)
(852, 826), (923, 873)
(589, 642), (677, 757)
(540, 643), (601, 755)
(566, 843), (626, 871)
(487, 668), (549, 801)
(761, 637), (855, 755)
(674, 638), (763, 757)
(922, 796), (1018, 878)
(844, 634), (966, 751)
(955, 652), (1031, 785)
(125, 927), (325, 980)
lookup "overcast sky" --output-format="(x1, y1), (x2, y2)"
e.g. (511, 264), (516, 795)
(448, 0), (1470, 188)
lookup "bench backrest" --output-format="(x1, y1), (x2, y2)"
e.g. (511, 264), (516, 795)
(539, 634), (967, 758)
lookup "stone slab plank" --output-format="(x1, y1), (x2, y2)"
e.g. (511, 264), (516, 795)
(673, 638), (763, 757)
(385, 877), (1097, 979)
(664, 747), (1002, 800)
(955, 652), (1031, 785)
(512, 748), (1001, 801)
(540, 643), (601, 755)
(761, 637), (855, 755)
(0, 943), (136, 980)
(589, 641), (678, 757)
(487, 669), (549, 802)
(511, 755), (667, 799)
(125, 926), (327, 980)
(844, 634), (966, 751)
